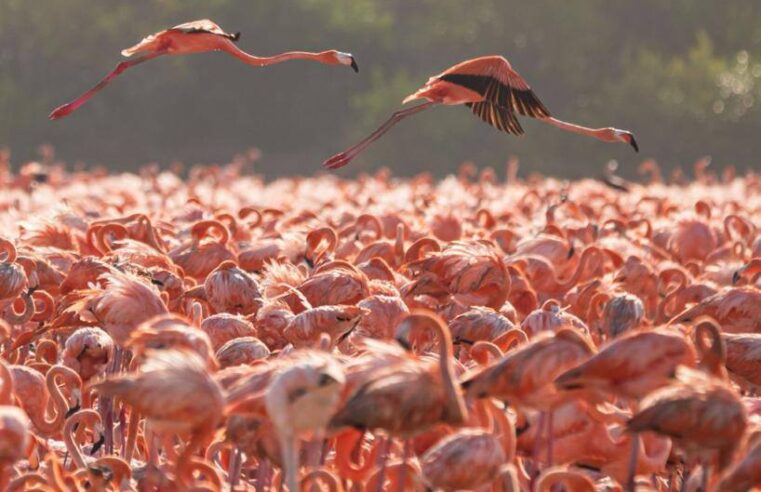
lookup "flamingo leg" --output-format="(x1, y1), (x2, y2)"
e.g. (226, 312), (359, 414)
(678, 468), (688, 492)
(700, 463), (709, 492)
(49, 50), (167, 120)
(546, 410), (554, 467)
(626, 433), (640, 492)
(396, 439), (411, 492)
(147, 428), (160, 468)
(306, 437), (323, 467)
(531, 411), (546, 467)
(118, 404), (127, 454)
(228, 447), (242, 488)
(124, 410), (140, 462)
(323, 102), (436, 169)
(279, 432), (299, 492)
(320, 438), (330, 465)
(256, 458), (271, 492)
(374, 437), (392, 492)
(102, 347), (123, 455)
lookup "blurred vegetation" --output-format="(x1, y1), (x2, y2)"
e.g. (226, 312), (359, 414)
(1, 0), (760, 177)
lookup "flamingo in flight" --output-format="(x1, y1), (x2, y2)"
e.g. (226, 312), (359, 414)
(324, 55), (638, 169)
(50, 19), (358, 120)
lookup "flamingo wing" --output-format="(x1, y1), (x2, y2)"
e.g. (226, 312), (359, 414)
(122, 19), (240, 57)
(436, 56), (550, 134)
(466, 100), (524, 135)
(171, 19), (241, 42)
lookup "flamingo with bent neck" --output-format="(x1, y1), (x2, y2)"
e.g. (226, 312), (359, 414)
(328, 311), (468, 492)
(9, 364), (81, 436)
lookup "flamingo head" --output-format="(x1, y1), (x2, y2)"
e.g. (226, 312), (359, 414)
(330, 51), (359, 73)
(331, 305), (370, 343)
(612, 129), (639, 152)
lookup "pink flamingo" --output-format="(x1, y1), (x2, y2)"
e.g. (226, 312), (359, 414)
(50, 19), (357, 119)
(325, 55), (637, 169)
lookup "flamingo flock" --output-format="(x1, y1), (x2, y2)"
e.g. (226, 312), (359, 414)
(0, 152), (755, 491)
(0, 15), (749, 492)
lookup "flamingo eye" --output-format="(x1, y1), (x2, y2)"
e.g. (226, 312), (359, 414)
(336, 316), (351, 322)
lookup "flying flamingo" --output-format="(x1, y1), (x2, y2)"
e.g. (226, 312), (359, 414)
(324, 55), (638, 169)
(49, 19), (358, 120)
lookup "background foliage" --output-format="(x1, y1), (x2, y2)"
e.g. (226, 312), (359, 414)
(1, 0), (760, 177)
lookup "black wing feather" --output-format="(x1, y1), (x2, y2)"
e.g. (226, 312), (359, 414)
(466, 101), (524, 135)
(439, 73), (550, 118)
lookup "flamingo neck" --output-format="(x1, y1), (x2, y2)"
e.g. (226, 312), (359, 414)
(393, 225), (405, 262)
(39, 367), (76, 434)
(0, 364), (12, 405)
(558, 247), (599, 291)
(64, 412), (94, 469)
(544, 117), (614, 142)
(430, 318), (467, 424)
(0, 239), (17, 263)
(222, 43), (334, 67)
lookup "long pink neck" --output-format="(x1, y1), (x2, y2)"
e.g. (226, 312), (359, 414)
(222, 43), (333, 67)
(543, 117), (613, 142)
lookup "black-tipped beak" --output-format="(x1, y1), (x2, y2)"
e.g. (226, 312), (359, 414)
(337, 323), (357, 344)
(350, 57), (359, 73)
(629, 134), (639, 152)
(90, 433), (105, 455)
(65, 401), (81, 419)
(318, 373), (339, 387)
(395, 337), (412, 352)
(732, 269), (743, 285)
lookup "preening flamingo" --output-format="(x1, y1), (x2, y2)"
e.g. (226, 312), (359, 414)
(50, 19), (358, 120)
(324, 55), (638, 169)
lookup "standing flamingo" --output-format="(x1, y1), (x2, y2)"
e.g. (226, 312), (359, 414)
(554, 328), (697, 401)
(224, 349), (345, 491)
(627, 367), (747, 491)
(50, 19), (358, 119)
(328, 311), (467, 492)
(329, 310), (467, 435)
(90, 349), (225, 484)
(324, 55), (637, 169)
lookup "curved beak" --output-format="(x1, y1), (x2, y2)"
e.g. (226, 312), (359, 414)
(350, 57), (359, 73)
(90, 432), (106, 455)
(629, 134), (639, 152)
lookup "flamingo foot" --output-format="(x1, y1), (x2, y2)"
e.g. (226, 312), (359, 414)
(324, 152), (353, 170)
(49, 103), (77, 120)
